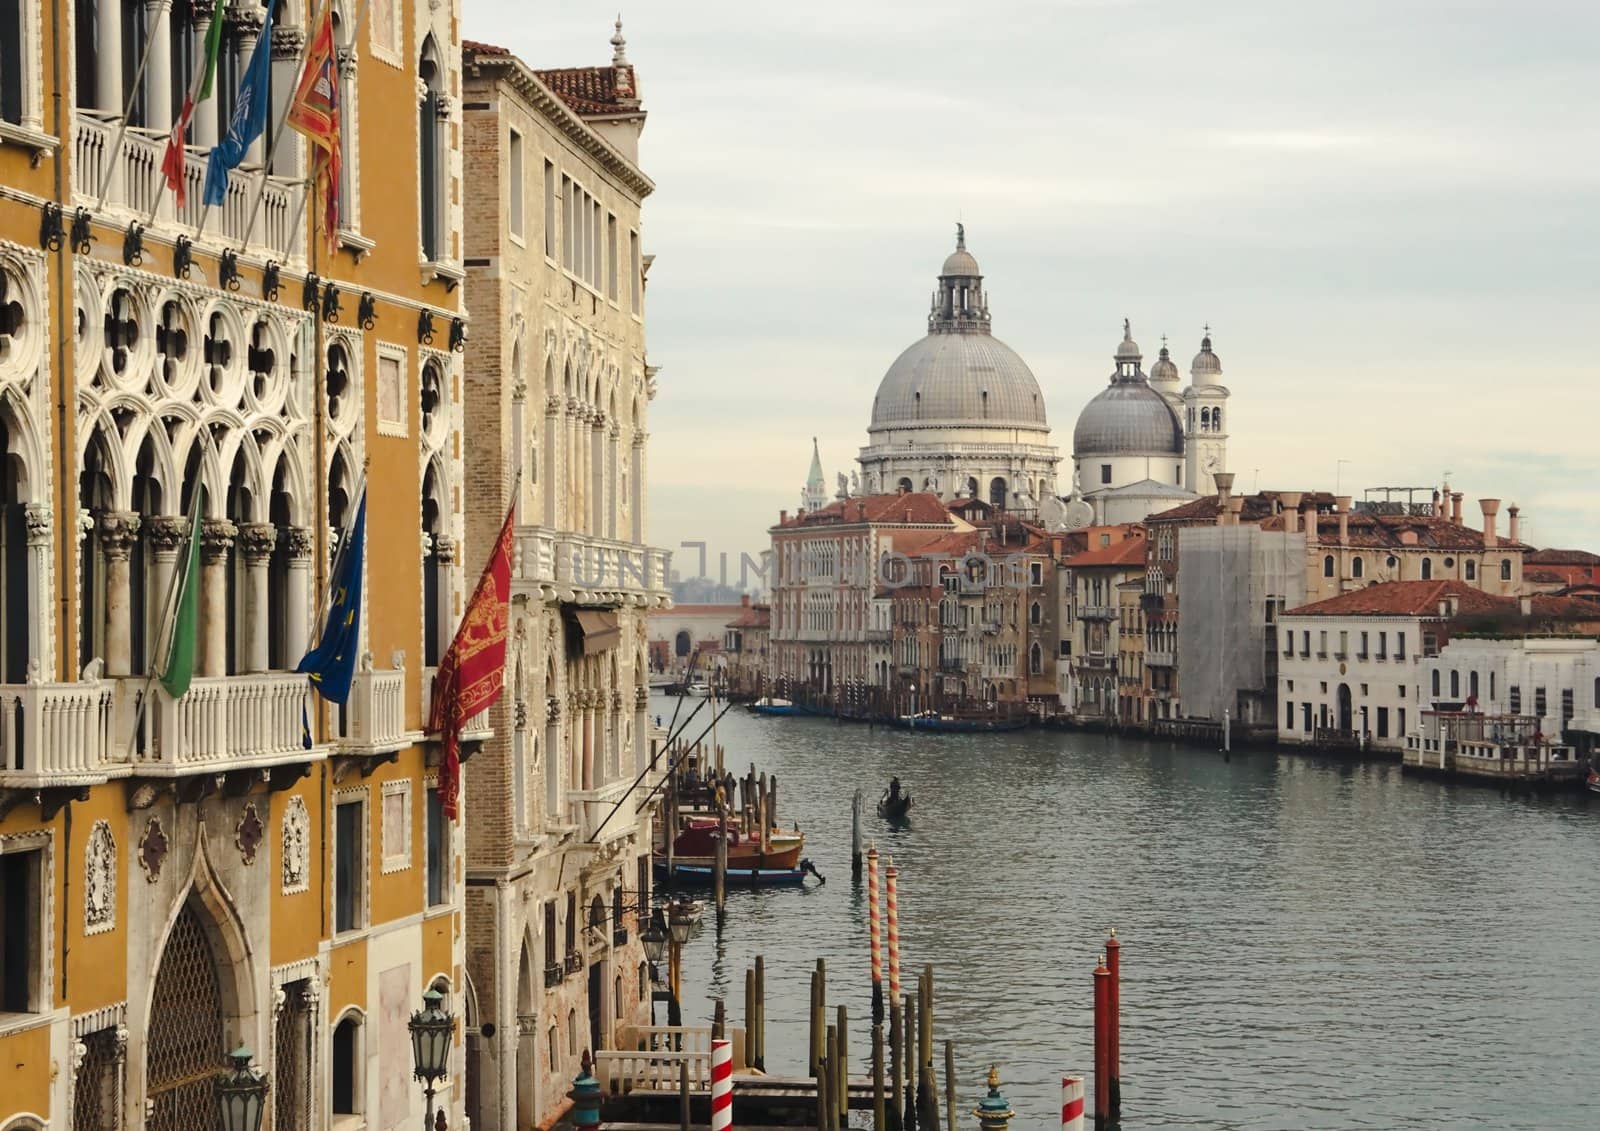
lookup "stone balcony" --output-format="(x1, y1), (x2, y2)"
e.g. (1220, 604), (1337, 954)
(0, 679), (117, 790)
(130, 672), (324, 778)
(335, 664), (420, 756)
(513, 527), (672, 607)
(421, 667), (493, 744)
(568, 775), (644, 847)
(73, 111), (303, 262)
(1076, 604), (1118, 621)
(1145, 651), (1175, 668)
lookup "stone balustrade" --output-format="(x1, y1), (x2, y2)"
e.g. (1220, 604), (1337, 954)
(135, 672), (319, 775)
(74, 113), (302, 261)
(512, 526), (671, 605)
(337, 667), (413, 754)
(566, 775), (642, 844)
(0, 681), (116, 787)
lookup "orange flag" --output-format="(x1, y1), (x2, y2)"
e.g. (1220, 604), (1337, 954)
(428, 505), (516, 819)
(286, 8), (341, 250)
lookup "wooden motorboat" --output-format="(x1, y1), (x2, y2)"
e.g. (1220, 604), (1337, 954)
(654, 860), (821, 887)
(1587, 769), (1600, 795)
(659, 818), (804, 871)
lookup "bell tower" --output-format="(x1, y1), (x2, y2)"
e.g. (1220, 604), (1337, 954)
(1183, 328), (1230, 496)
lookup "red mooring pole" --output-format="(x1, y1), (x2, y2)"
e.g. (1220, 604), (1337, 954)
(1106, 928), (1121, 1120)
(1093, 952), (1110, 1130)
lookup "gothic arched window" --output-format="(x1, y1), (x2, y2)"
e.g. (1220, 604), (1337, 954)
(418, 36), (446, 261)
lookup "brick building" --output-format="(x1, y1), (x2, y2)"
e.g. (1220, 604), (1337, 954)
(459, 28), (671, 1131)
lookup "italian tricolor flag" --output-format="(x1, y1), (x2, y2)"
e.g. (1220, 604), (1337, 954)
(161, 0), (227, 208)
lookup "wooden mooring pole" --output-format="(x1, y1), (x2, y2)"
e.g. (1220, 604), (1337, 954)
(872, 1022), (887, 1131)
(902, 993), (917, 1131)
(825, 1025), (840, 1131)
(714, 810), (728, 919)
(712, 997), (726, 1041)
(852, 788), (864, 880)
(888, 995), (904, 1131)
(944, 1041), (957, 1131)
(837, 1003), (850, 1122)
(754, 954), (766, 1071)
(679, 1058), (691, 1131)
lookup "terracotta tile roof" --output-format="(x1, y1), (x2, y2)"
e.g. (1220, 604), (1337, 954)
(1064, 537), (1148, 569)
(463, 39), (510, 55)
(532, 65), (640, 115)
(725, 604), (770, 629)
(1528, 594), (1600, 623)
(1147, 490), (1338, 525)
(775, 493), (953, 529)
(1525, 569), (1567, 584)
(1284, 580), (1506, 618)
(1529, 548), (1600, 566)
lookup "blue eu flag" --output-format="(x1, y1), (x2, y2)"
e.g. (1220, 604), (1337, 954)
(297, 491), (366, 705)
(202, 3), (274, 207)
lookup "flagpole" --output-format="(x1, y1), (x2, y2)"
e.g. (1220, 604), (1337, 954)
(238, 0), (344, 252)
(121, 479), (206, 759)
(304, 464), (368, 656)
(147, 0), (228, 224)
(96, 4), (176, 209)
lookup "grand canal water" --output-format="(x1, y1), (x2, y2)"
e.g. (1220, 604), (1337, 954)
(654, 696), (1600, 1129)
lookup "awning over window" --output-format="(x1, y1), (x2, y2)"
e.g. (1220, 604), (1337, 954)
(572, 608), (621, 655)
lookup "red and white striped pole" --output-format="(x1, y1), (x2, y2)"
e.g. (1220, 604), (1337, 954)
(711, 1037), (733, 1131)
(885, 857), (901, 1001)
(1061, 1075), (1086, 1131)
(867, 844), (884, 1023)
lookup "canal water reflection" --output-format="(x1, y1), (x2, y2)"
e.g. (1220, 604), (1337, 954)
(657, 697), (1600, 1129)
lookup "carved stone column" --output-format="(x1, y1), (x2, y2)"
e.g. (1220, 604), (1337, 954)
(284, 527), (313, 664)
(142, 0), (173, 140)
(544, 395), (562, 526)
(269, 25), (307, 178)
(191, 7), (220, 145)
(200, 519), (237, 678)
(99, 512), (141, 677)
(433, 534), (458, 662)
(580, 688), (595, 792)
(634, 683), (650, 776)
(23, 505), (50, 674)
(544, 694), (561, 825)
(232, 6), (267, 166)
(144, 515), (189, 668)
(95, 0), (124, 119)
(240, 523), (277, 672)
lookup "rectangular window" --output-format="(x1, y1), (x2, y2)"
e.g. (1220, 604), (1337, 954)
(0, 847), (42, 1013)
(1301, 703), (1312, 732)
(1100, 464), (1112, 485)
(1377, 707), (1389, 739)
(334, 797), (365, 934)
(1509, 685), (1521, 713)
(543, 160), (556, 258)
(1377, 631), (1387, 659)
(544, 901), (557, 968)
(1500, 559), (1511, 581)
(630, 230), (642, 313)
(1358, 631), (1368, 659)
(1398, 708), (1406, 735)
(426, 785), (448, 908)
(560, 176), (573, 270)
(1318, 631), (1328, 657)
(590, 199), (602, 284)
(1396, 633), (1406, 660)
(508, 129), (525, 240)
(1301, 630), (1310, 657)
(1284, 700), (1294, 729)
(1535, 687), (1546, 717)
(607, 213), (619, 301)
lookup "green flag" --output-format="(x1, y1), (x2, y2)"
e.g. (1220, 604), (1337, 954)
(197, 0), (227, 101)
(160, 495), (204, 699)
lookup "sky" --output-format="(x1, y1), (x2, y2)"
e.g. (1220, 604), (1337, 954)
(468, 0), (1600, 588)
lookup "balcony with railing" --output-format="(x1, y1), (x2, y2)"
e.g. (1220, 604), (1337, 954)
(1145, 650), (1175, 668)
(1077, 604), (1117, 621)
(0, 680), (117, 789)
(568, 775), (642, 846)
(73, 112), (304, 262)
(335, 665), (417, 755)
(513, 527), (672, 607)
(131, 673), (321, 776)
(1076, 653), (1115, 671)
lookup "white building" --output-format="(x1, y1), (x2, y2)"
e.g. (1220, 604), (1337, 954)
(1416, 636), (1600, 745)
(1276, 581), (1505, 753)
(857, 229), (1060, 510)
(1071, 324), (1232, 523)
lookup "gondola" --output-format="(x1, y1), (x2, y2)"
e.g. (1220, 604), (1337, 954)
(877, 789), (913, 820)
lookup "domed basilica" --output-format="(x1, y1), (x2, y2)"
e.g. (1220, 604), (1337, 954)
(820, 229), (1233, 530)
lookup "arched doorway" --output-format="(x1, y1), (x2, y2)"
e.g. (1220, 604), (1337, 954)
(1337, 684), (1353, 732)
(146, 902), (228, 1129)
(515, 939), (536, 1129)
(673, 630), (690, 658)
(988, 477), (1007, 508)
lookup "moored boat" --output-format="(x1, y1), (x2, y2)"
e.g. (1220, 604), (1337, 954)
(892, 711), (1027, 733)
(654, 860), (820, 887)
(1588, 769), (1600, 795)
(658, 818), (805, 871)
(749, 696), (797, 716)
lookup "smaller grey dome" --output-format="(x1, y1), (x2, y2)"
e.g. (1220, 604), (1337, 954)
(1191, 334), (1223, 381)
(1150, 344), (1180, 384)
(1073, 381), (1183, 456)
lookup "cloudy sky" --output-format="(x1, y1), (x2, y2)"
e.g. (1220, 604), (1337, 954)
(469, 0), (1599, 584)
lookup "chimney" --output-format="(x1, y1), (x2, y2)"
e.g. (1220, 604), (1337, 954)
(1451, 492), (1463, 524)
(1335, 496), (1351, 546)
(1303, 504), (1318, 547)
(1226, 497), (1244, 526)
(780, 509), (788, 524)
(1479, 498), (1501, 547)
(741, 593), (751, 608)
(1279, 492), (1304, 534)
(1213, 472), (1235, 527)
(1507, 504), (1520, 544)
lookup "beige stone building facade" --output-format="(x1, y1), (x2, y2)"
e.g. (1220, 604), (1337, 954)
(460, 30), (671, 1131)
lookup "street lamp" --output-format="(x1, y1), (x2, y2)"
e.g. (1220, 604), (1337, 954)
(216, 1045), (269, 1131)
(409, 988), (455, 1130)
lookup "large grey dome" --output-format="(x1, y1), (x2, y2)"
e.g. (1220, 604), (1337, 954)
(1073, 380), (1183, 455)
(870, 333), (1047, 430)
